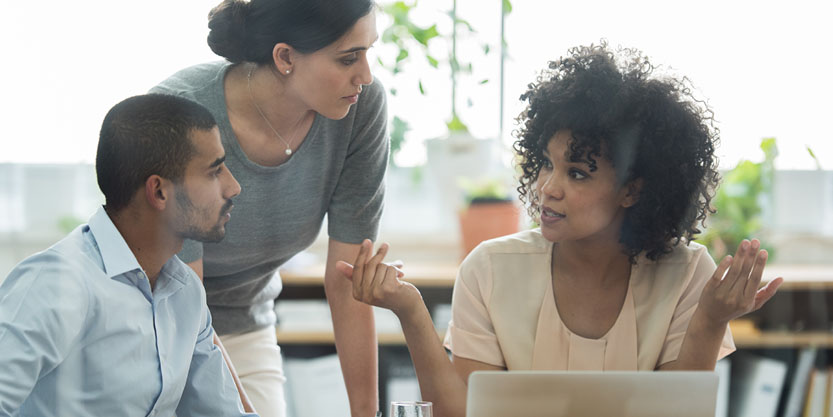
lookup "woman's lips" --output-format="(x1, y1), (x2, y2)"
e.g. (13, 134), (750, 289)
(540, 207), (565, 224)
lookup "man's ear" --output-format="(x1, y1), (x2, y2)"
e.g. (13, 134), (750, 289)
(144, 175), (170, 211)
(622, 178), (643, 208)
(272, 42), (296, 75)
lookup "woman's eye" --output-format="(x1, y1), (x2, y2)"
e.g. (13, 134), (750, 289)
(341, 54), (358, 65)
(541, 159), (553, 170)
(569, 168), (587, 180)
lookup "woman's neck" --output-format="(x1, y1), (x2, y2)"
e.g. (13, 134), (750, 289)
(227, 63), (313, 130)
(552, 236), (631, 286)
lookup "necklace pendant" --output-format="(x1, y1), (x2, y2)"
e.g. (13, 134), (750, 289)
(285, 148), (292, 156)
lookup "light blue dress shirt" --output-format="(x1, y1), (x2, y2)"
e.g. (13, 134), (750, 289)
(0, 207), (258, 417)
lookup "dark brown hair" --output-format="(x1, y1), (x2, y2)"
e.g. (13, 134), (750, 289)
(207, 0), (375, 63)
(514, 41), (720, 262)
(96, 94), (217, 212)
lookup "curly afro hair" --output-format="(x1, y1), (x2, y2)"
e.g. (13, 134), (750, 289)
(513, 41), (720, 262)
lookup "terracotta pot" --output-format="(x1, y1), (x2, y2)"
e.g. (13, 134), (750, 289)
(459, 201), (520, 259)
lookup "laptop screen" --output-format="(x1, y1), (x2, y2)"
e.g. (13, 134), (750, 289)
(466, 370), (718, 417)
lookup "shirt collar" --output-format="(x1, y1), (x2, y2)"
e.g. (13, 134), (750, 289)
(87, 206), (143, 279)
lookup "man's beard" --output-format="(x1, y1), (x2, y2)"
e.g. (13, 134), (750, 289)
(175, 188), (232, 243)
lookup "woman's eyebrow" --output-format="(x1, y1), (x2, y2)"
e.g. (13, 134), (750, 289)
(337, 46), (367, 54)
(337, 36), (379, 54)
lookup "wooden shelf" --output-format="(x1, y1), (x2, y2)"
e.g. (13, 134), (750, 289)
(280, 264), (458, 288)
(280, 263), (833, 290)
(733, 331), (833, 348)
(278, 328), (833, 348)
(276, 328), (445, 346)
(277, 263), (833, 349)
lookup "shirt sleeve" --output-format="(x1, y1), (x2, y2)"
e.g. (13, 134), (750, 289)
(327, 78), (389, 244)
(175, 304), (257, 417)
(657, 247), (736, 366)
(0, 252), (90, 413)
(443, 247), (506, 367)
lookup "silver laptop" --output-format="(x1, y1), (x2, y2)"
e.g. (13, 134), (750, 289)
(466, 371), (719, 417)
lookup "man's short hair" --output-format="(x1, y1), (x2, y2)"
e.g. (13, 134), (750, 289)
(96, 94), (217, 212)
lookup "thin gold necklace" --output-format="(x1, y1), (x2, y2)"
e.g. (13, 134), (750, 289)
(246, 65), (306, 156)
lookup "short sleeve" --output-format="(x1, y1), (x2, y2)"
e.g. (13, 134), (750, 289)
(657, 247), (736, 366)
(327, 78), (389, 244)
(443, 247), (506, 367)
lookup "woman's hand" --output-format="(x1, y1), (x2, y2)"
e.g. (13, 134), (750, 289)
(336, 239), (422, 318)
(698, 239), (783, 326)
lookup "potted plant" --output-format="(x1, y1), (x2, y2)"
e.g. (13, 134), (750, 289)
(697, 138), (778, 259)
(377, 0), (512, 166)
(378, 0), (513, 221)
(457, 177), (520, 258)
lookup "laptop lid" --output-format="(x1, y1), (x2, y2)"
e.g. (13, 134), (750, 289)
(466, 370), (719, 417)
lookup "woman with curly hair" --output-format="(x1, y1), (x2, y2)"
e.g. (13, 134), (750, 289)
(338, 42), (783, 417)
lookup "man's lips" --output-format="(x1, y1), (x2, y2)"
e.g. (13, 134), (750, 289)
(221, 201), (234, 218)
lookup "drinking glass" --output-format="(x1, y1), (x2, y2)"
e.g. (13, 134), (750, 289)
(389, 401), (433, 417)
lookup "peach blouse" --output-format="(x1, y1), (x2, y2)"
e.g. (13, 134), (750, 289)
(444, 229), (735, 371)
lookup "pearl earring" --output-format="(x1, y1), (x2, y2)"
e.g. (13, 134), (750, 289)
(286, 70), (291, 74)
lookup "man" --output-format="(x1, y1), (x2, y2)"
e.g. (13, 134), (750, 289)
(0, 94), (256, 416)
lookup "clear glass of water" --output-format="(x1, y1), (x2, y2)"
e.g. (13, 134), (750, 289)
(390, 401), (433, 417)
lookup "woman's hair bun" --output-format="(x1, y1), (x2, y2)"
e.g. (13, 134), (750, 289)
(207, 0), (251, 63)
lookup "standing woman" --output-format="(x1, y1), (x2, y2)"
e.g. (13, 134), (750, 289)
(151, 0), (387, 416)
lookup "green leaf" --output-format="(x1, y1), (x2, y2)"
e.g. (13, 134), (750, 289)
(807, 145), (822, 170)
(450, 58), (460, 73)
(395, 49), (409, 63)
(453, 17), (475, 33)
(502, 0), (513, 14)
(383, 1), (412, 19)
(458, 177), (510, 204)
(418, 79), (425, 95)
(412, 24), (439, 46)
(702, 137), (778, 261)
(426, 55), (439, 68)
(760, 137), (778, 161)
(483, 44), (491, 55)
(446, 114), (469, 132)
(479, 79), (489, 84)
(389, 115), (410, 163)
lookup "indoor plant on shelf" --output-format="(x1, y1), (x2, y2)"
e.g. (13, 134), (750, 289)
(378, 0), (513, 233)
(697, 137), (778, 260)
(457, 177), (520, 258)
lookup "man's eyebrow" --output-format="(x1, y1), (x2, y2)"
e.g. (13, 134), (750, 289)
(209, 156), (226, 169)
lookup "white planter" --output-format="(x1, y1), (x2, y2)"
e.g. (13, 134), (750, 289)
(424, 133), (504, 209)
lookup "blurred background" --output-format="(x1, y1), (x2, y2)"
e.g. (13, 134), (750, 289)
(2, 0), (832, 270)
(1, 1), (832, 416)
